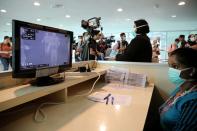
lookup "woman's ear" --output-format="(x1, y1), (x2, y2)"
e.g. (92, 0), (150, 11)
(180, 67), (197, 80)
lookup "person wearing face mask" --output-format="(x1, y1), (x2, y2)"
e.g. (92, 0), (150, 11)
(159, 48), (197, 131)
(187, 34), (197, 50)
(117, 33), (128, 54)
(116, 19), (152, 62)
(187, 34), (196, 47)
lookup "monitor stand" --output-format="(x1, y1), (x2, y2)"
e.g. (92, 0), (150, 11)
(30, 75), (65, 87)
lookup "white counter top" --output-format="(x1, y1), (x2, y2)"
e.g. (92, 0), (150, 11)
(0, 82), (154, 131)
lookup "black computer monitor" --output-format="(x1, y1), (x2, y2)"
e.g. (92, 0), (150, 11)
(12, 20), (73, 86)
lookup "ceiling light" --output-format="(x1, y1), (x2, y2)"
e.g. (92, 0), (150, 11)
(6, 23), (11, 26)
(34, 1), (40, 6)
(0, 9), (7, 13)
(117, 8), (123, 12)
(171, 15), (176, 18)
(36, 18), (41, 21)
(178, 1), (186, 6)
(65, 15), (71, 18)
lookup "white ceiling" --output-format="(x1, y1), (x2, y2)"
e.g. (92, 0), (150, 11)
(0, 0), (197, 40)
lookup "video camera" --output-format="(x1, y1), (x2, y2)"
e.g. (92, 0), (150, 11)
(81, 17), (102, 37)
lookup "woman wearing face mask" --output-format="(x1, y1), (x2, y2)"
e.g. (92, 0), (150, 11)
(159, 48), (197, 131)
(116, 19), (152, 62)
(186, 34), (196, 47)
(187, 34), (197, 50)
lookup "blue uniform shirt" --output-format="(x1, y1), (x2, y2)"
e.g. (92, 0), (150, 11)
(159, 86), (197, 131)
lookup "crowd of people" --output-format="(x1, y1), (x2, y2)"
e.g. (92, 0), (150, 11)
(74, 19), (197, 64)
(73, 19), (153, 62)
(1, 19), (197, 70)
(73, 32), (130, 61)
(168, 34), (197, 53)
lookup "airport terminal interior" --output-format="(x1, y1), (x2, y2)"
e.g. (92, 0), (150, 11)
(0, 0), (197, 131)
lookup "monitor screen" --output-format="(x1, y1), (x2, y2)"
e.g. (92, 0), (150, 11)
(20, 27), (70, 70)
(12, 20), (73, 78)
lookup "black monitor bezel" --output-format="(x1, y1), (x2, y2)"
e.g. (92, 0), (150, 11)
(12, 20), (73, 78)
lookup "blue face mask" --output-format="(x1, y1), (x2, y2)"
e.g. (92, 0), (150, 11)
(168, 67), (185, 87)
(131, 30), (136, 38)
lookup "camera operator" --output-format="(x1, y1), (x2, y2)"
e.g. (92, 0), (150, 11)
(81, 17), (104, 61)
(80, 32), (101, 61)
(80, 32), (89, 61)
(89, 32), (100, 60)
(117, 33), (129, 54)
(116, 19), (152, 62)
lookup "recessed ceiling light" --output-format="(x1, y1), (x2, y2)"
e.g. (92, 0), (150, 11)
(36, 18), (41, 21)
(6, 23), (11, 26)
(171, 15), (176, 18)
(117, 8), (123, 12)
(34, 1), (40, 6)
(65, 15), (71, 18)
(0, 9), (7, 13)
(178, 1), (186, 6)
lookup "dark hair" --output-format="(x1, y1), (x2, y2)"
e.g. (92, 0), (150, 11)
(3, 36), (11, 47)
(120, 33), (125, 37)
(175, 38), (179, 43)
(4, 36), (10, 40)
(134, 19), (149, 34)
(179, 35), (185, 39)
(188, 34), (193, 39)
(170, 48), (197, 68)
(10, 37), (12, 42)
